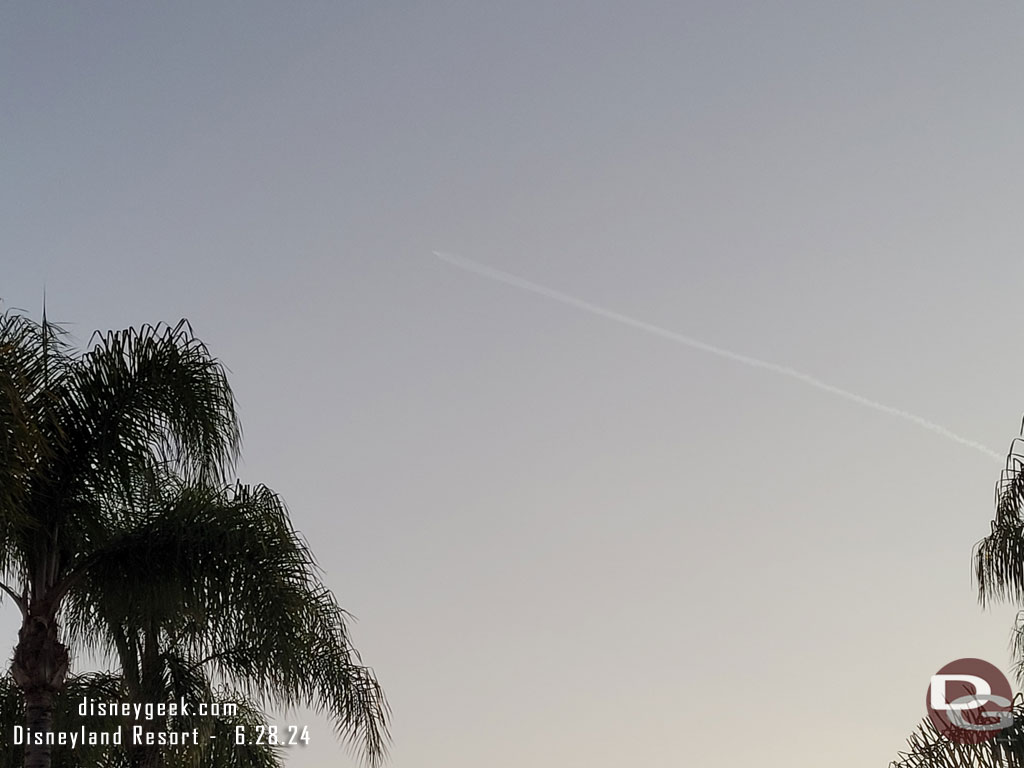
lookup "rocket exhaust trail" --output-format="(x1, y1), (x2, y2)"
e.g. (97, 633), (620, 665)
(433, 250), (1002, 462)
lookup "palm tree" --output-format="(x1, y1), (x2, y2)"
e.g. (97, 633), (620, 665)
(0, 312), (240, 768)
(0, 311), (388, 767)
(890, 434), (1024, 767)
(62, 476), (389, 768)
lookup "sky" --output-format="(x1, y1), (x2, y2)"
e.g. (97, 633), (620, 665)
(4, 2), (1024, 766)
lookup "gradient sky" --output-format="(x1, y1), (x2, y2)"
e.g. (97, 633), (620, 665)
(5, 3), (1024, 766)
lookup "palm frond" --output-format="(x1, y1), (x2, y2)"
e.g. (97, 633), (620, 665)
(0, 310), (71, 573)
(46, 320), (240, 510)
(976, 439), (1024, 606)
(891, 700), (1024, 768)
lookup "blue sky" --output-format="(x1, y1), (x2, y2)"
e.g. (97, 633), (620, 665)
(5, 3), (1024, 765)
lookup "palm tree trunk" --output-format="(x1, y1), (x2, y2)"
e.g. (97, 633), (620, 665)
(22, 689), (54, 768)
(12, 611), (70, 768)
(128, 622), (166, 768)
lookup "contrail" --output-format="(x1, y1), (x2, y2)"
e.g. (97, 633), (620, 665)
(433, 250), (1003, 462)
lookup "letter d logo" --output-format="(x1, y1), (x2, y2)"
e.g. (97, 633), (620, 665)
(930, 674), (992, 710)
(926, 658), (1014, 745)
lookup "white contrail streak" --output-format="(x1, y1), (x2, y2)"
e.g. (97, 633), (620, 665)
(433, 250), (1003, 462)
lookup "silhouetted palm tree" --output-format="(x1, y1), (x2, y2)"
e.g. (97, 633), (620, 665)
(890, 435), (1024, 767)
(0, 311), (388, 767)
(63, 476), (388, 768)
